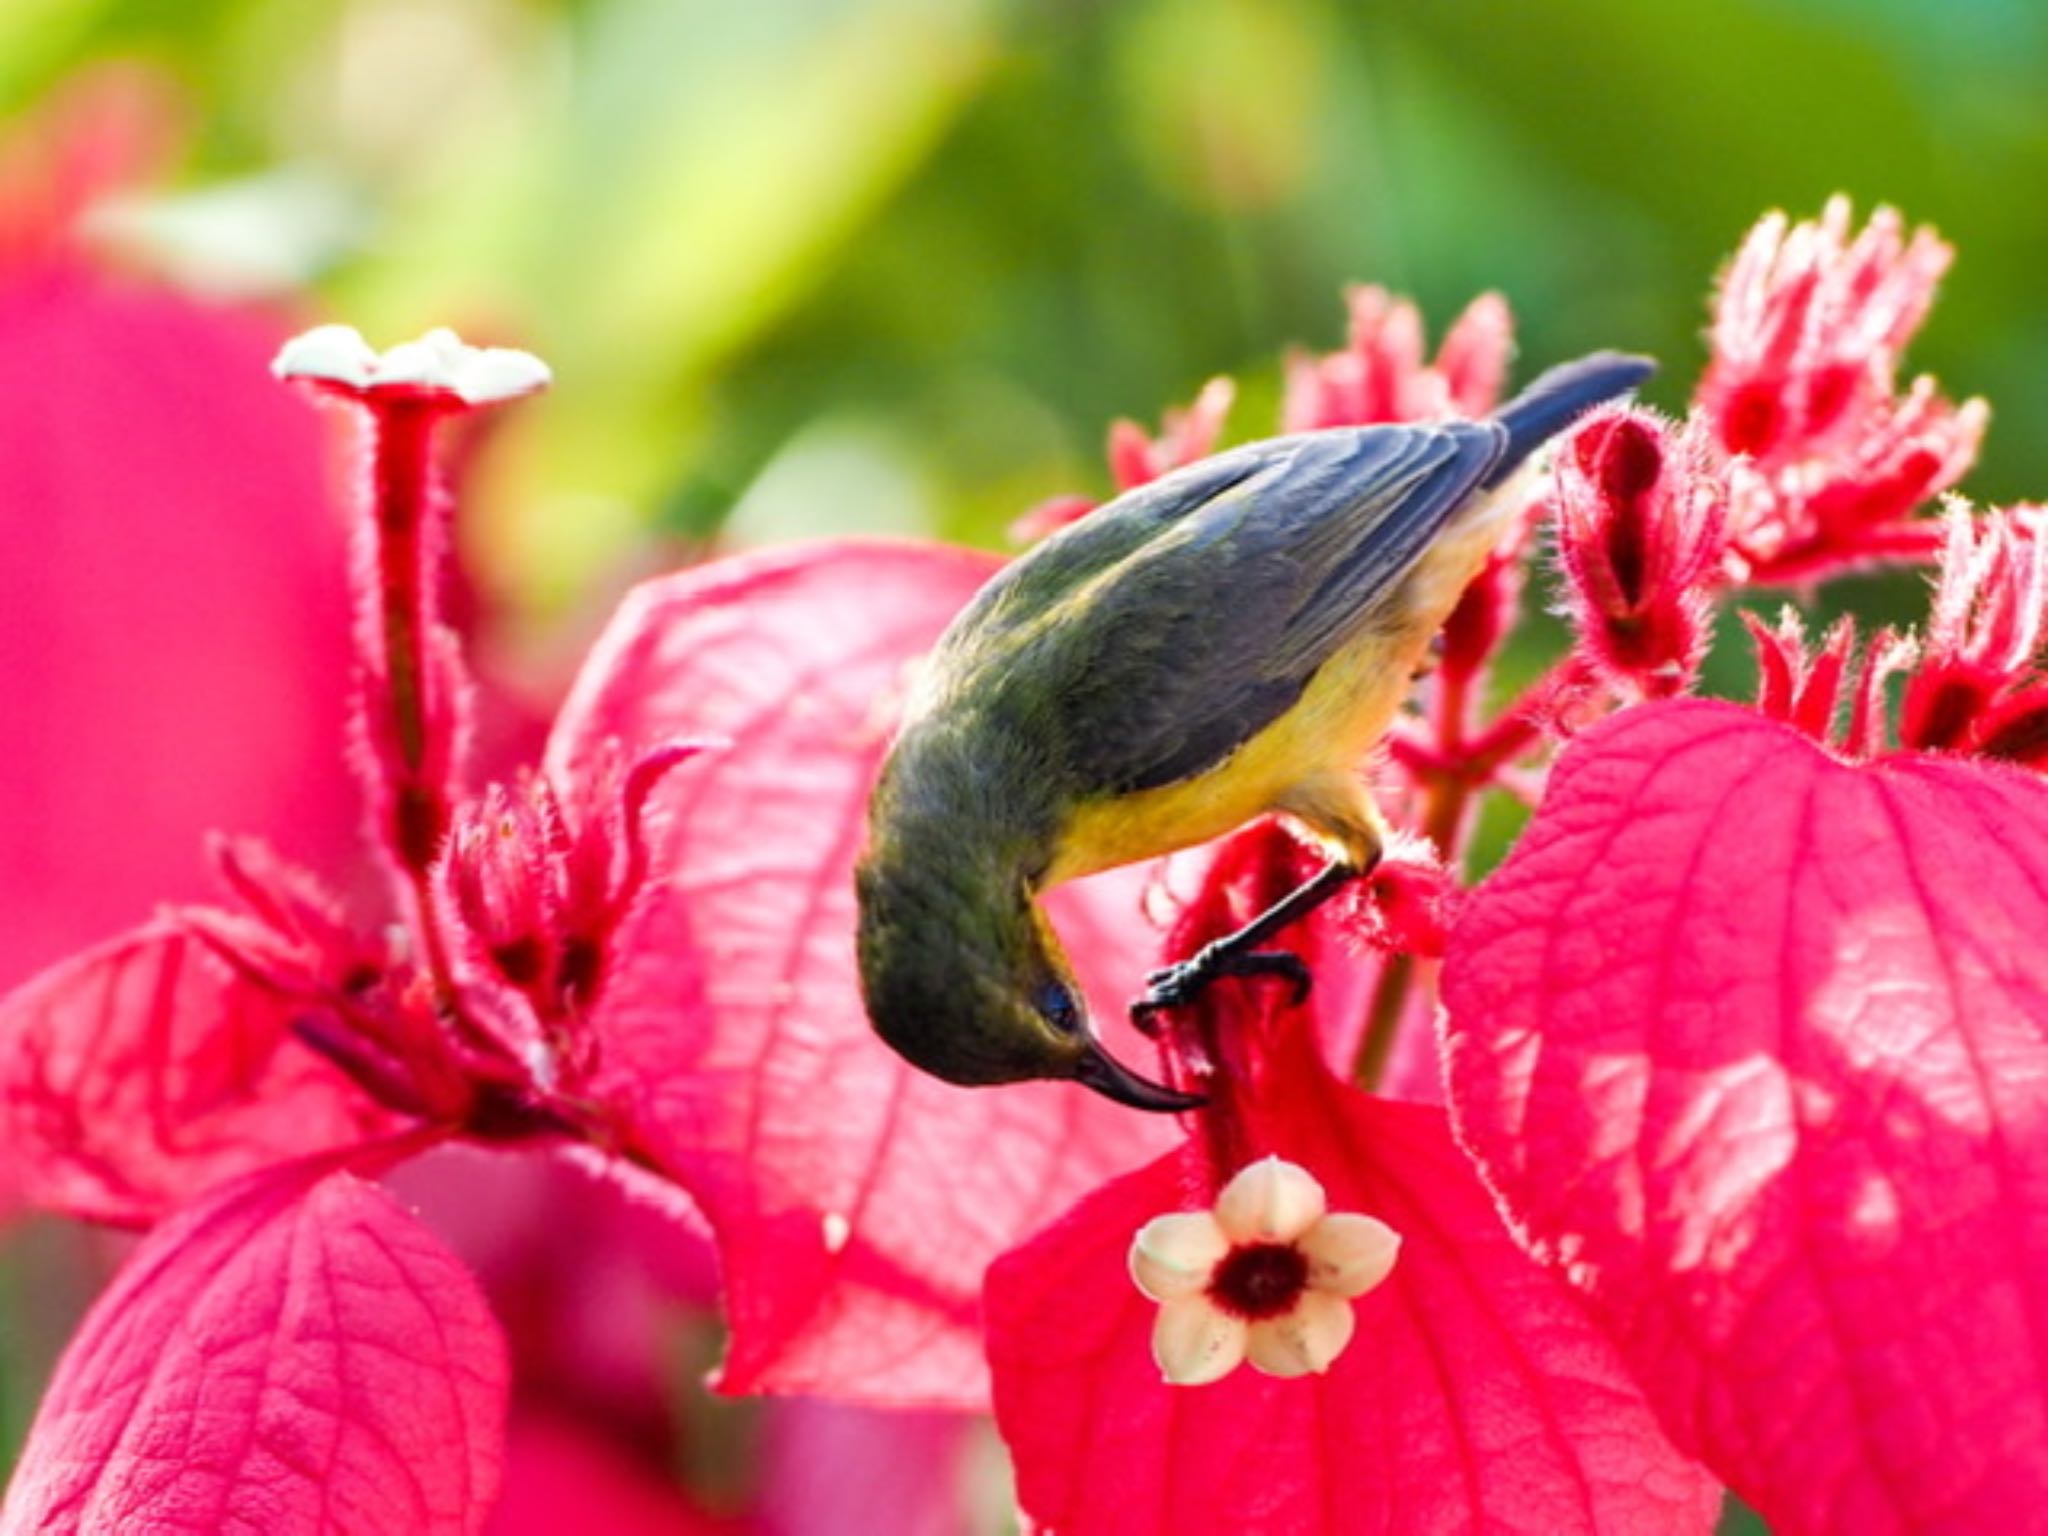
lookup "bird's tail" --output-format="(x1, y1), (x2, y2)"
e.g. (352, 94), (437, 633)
(1483, 351), (1656, 489)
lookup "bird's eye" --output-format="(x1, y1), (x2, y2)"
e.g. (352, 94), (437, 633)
(1036, 981), (1083, 1035)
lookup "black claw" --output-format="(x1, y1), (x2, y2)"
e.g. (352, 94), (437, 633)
(1127, 859), (1358, 1023)
(1129, 947), (1314, 1021)
(1228, 949), (1314, 1005)
(1137, 961), (1203, 1015)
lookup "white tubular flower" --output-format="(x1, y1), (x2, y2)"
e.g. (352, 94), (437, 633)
(1129, 1156), (1400, 1386)
(272, 324), (550, 406)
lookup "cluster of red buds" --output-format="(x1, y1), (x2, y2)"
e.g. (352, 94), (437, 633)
(1897, 504), (2048, 763)
(442, 744), (696, 1034)
(1281, 285), (1512, 432)
(1699, 196), (1986, 584)
(1547, 200), (2024, 767)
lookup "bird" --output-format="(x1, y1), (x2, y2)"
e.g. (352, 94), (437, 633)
(855, 352), (1654, 1110)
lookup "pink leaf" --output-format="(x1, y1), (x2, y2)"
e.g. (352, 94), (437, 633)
(486, 1412), (738, 1536)
(548, 539), (1173, 1407)
(1, 1152), (507, 1535)
(986, 1077), (1720, 1534)
(1442, 698), (2048, 1533)
(757, 1399), (981, 1536)
(0, 260), (355, 993)
(0, 920), (394, 1225)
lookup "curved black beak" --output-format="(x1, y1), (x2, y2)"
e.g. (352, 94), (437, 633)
(1072, 1039), (1205, 1113)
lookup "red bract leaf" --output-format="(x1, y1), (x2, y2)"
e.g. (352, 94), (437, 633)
(987, 1082), (1720, 1534)
(757, 1399), (980, 1536)
(0, 262), (354, 992)
(1442, 699), (2048, 1533)
(548, 540), (1172, 1407)
(486, 1412), (738, 1536)
(0, 1152), (507, 1536)
(0, 920), (395, 1225)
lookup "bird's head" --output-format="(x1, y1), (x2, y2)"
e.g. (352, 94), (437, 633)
(854, 854), (1200, 1113)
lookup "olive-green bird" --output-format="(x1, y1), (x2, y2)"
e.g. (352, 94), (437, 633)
(856, 352), (1654, 1109)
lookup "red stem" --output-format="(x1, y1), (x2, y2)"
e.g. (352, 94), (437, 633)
(1351, 652), (1587, 1086)
(1462, 654), (1590, 777)
(358, 400), (466, 1005)
(372, 405), (446, 812)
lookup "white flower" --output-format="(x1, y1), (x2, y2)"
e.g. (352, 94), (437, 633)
(272, 324), (550, 405)
(1129, 1156), (1400, 1386)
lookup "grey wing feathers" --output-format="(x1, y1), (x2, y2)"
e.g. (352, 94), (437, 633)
(935, 451), (1272, 663)
(1036, 420), (1507, 794)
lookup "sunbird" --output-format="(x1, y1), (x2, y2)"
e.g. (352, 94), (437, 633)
(856, 352), (1654, 1110)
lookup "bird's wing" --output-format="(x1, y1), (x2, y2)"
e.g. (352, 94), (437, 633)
(933, 450), (1278, 666)
(998, 420), (1508, 794)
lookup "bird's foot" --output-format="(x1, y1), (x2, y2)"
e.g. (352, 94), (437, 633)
(1129, 947), (1312, 1034)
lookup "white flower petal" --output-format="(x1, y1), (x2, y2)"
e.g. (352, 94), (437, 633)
(1300, 1213), (1401, 1298)
(271, 324), (550, 405)
(271, 323), (377, 387)
(1152, 1296), (1247, 1386)
(1246, 1290), (1355, 1378)
(1214, 1156), (1326, 1244)
(1130, 1212), (1230, 1301)
(373, 327), (465, 388)
(446, 345), (552, 404)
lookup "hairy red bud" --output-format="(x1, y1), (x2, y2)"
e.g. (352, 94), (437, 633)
(1554, 408), (1728, 697)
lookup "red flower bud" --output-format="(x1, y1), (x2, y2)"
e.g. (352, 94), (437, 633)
(1553, 408), (1728, 697)
(1107, 374), (1236, 492)
(1433, 291), (1515, 418)
(440, 741), (706, 1021)
(1281, 286), (1514, 432)
(1900, 503), (2048, 753)
(1701, 197), (1947, 468)
(1744, 609), (1915, 758)
(1697, 199), (1984, 583)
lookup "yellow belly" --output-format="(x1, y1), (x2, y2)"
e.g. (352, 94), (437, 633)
(1040, 473), (1522, 887)
(1044, 622), (1423, 884)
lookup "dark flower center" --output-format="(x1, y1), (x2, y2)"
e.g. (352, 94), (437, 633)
(1207, 1241), (1310, 1321)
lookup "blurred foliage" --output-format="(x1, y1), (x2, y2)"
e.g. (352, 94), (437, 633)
(7, 1), (2047, 1523)
(7, 0), (2046, 607)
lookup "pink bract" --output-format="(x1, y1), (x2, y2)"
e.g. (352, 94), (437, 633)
(986, 1031), (1720, 1533)
(1443, 699), (2048, 1532)
(1, 1152), (507, 1536)
(0, 263), (355, 993)
(0, 919), (394, 1226)
(486, 1412), (740, 1536)
(547, 538), (1175, 1406)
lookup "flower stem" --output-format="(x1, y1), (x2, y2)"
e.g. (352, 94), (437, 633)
(1462, 655), (1589, 778)
(371, 403), (448, 843)
(1352, 953), (1413, 1089)
(357, 399), (466, 1000)
(1351, 654), (1584, 1087)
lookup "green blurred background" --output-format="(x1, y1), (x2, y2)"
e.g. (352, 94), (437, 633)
(5, 0), (2044, 1527)
(7, 0), (2043, 607)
